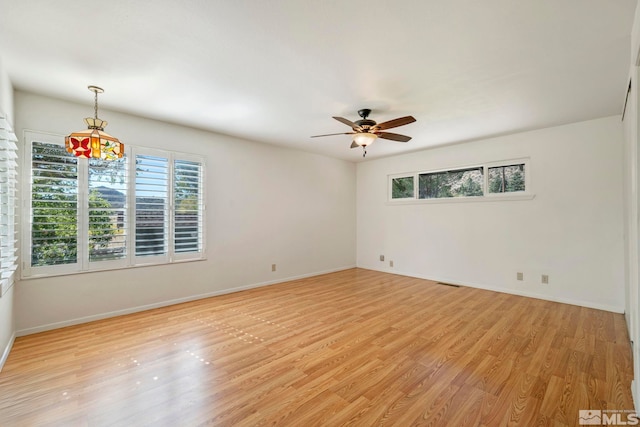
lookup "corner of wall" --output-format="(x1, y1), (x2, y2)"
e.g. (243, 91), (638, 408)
(0, 53), (16, 372)
(0, 55), (14, 125)
(0, 332), (15, 373)
(633, 2), (640, 67)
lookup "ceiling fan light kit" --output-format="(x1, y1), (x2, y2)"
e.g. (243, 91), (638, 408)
(311, 108), (415, 157)
(352, 132), (377, 147)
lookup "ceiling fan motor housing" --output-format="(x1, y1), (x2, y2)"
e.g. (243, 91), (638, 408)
(355, 119), (377, 129)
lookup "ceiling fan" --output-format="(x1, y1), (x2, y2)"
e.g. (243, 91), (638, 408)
(311, 109), (416, 157)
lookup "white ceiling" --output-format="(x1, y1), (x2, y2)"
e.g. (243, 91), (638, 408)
(0, 0), (636, 161)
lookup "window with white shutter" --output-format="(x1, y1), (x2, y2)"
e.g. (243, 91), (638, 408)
(23, 132), (205, 277)
(134, 154), (169, 263)
(174, 159), (203, 257)
(89, 157), (127, 263)
(30, 140), (79, 268)
(0, 115), (18, 295)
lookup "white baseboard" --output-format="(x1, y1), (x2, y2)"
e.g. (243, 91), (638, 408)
(359, 266), (626, 314)
(632, 379), (639, 413)
(0, 332), (15, 373)
(16, 265), (356, 337)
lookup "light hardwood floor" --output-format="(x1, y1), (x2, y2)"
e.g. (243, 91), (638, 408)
(0, 268), (635, 426)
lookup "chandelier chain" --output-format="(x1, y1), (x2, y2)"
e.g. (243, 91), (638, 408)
(94, 90), (98, 119)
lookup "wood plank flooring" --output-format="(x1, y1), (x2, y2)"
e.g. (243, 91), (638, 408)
(0, 268), (635, 426)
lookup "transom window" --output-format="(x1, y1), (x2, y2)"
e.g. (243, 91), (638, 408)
(488, 164), (525, 193)
(418, 167), (484, 199)
(389, 159), (530, 202)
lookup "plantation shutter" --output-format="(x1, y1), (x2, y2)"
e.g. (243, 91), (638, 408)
(30, 141), (79, 267)
(173, 159), (203, 256)
(88, 157), (128, 262)
(135, 154), (169, 260)
(0, 115), (18, 295)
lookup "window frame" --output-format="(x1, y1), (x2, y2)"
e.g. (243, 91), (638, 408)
(484, 159), (529, 198)
(387, 158), (533, 204)
(22, 131), (206, 279)
(418, 165), (484, 200)
(132, 146), (170, 267)
(171, 153), (205, 262)
(389, 173), (416, 200)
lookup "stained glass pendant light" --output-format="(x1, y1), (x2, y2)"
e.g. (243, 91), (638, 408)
(65, 85), (124, 160)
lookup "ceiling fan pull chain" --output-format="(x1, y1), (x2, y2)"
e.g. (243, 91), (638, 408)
(362, 146), (367, 158)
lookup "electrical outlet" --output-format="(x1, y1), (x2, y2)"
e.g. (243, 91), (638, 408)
(272, 264), (276, 272)
(380, 255), (385, 262)
(541, 274), (549, 284)
(389, 260), (394, 268)
(517, 272), (523, 281)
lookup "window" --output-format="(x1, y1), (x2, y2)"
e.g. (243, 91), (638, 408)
(418, 167), (483, 199)
(135, 154), (168, 260)
(30, 141), (79, 267)
(488, 164), (525, 193)
(388, 159), (530, 203)
(89, 157), (127, 262)
(390, 176), (414, 199)
(23, 132), (205, 277)
(0, 115), (18, 295)
(173, 159), (203, 254)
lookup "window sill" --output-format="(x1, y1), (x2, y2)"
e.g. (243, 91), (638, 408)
(20, 256), (208, 280)
(387, 193), (535, 205)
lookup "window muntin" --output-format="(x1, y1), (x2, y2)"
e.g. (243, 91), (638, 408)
(24, 133), (205, 278)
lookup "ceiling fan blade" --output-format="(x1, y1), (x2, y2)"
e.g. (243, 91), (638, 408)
(350, 141), (359, 149)
(333, 116), (362, 131)
(377, 132), (412, 142)
(310, 132), (354, 138)
(375, 116), (416, 130)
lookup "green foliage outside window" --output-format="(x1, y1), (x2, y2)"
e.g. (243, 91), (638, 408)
(419, 168), (483, 199)
(391, 176), (414, 199)
(488, 164), (525, 193)
(31, 142), (117, 267)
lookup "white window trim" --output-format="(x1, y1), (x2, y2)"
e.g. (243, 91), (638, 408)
(21, 130), (207, 279)
(387, 158), (534, 204)
(483, 158), (532, 199)
(388, 173), (417, 200)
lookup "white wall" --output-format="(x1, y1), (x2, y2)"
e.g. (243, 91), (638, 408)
(14, 91), (356, 334)
(357, 116), (626, 313)
(0, 56), (13, 125)
(625, 0), (640, 411)
(0, 55), (15, 371)
(623, 67), (640, 414)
